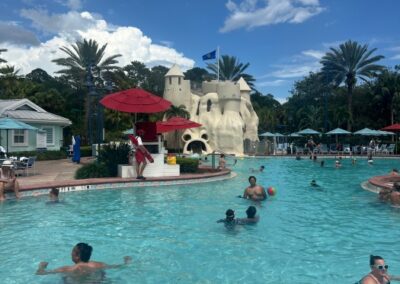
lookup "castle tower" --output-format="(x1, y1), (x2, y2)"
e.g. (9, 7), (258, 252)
(217, 81), (241, 112)
(163, 64), (191, 110)
(237, 77), (251, 102)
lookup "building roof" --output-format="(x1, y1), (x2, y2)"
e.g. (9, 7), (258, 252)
(0, 99), (71, 126)
(165, 64), (184, 77)
(237, 77), (251, 92)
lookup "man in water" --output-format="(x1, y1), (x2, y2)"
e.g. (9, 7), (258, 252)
(238, 206), (259, 224)
(243, 176), (267, 201)
(36, 243), (131, 275)
(310, 180), (319, 187)
(390, 182), (400, 206)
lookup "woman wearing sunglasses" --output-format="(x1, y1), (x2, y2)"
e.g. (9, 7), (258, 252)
(358, 255), (391, 284)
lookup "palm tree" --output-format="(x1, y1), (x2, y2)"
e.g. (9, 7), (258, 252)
(320, 40), (384, 130)
(164, 105), (190, 119)
(206, 55), (255, 88)
(373, 69), (400, 125)
(52, 39), (121, 142)
(52, 39), (121, 87)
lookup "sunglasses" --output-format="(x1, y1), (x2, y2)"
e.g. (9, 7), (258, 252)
(375, 265), (389, 270)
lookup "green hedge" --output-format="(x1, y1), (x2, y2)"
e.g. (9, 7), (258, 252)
(80, 146), (92, 157)
(75, 162), (110, 179)
(176, 157), (199, 173)
(98, 143), (130, 177)
(8, 150), (67, 161)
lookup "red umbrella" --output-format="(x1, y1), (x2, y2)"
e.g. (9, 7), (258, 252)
(156, 116), (202, 133)
(100, 88), (171, 113)
(381, 123), (400, 132)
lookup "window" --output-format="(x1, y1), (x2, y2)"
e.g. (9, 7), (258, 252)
(196, 102), (200, 116)
(169, 77), (172, 84)
(178, 77), (181, 85)
(12, 129), (27, 146)
(207, 100), (212, 112)
(42, 127), (54, 145)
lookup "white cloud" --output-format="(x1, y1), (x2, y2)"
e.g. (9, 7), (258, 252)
(2, 10), (194, 75)
(270, 63), (320, 78)
(220, 0), (324, 33)
(302, 49), (324, 59)
(256, 79), (286, 87)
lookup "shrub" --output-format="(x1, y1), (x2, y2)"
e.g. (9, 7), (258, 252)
(176, 157), (199, 173)
(98, 143), (130, 177)
(80, 146), (92, 157)
(75, 162), (110, 179)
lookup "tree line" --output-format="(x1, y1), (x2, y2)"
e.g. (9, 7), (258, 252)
(0, 39), (398, 146)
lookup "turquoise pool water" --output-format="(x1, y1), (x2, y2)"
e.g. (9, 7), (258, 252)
(1, 157), (400, 283)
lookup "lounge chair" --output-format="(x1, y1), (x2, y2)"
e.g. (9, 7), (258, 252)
(329, 144), (337, 154)
(383, 144), (395, 155)
(319, 144), (329, 154)
(343, 144), (352, 155)
(15, 156), (36, 176)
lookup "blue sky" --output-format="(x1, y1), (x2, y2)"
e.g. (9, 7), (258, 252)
(0, 0), (399, 103)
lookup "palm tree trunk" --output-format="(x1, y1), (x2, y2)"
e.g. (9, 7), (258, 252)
(347, 85), (353, 131)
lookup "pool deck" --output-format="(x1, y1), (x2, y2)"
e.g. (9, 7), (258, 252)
(16, 158), (232, 192)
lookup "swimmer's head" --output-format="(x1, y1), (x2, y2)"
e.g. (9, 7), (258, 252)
(72, 243), (93, 263)
(246, 206), (257, 218)
(393, 168), (398, 173)
(225, 209), (235, 220)
(248, 176), (257, 185)
(310, 180), (317, 186)
(50, 187), (59, 197)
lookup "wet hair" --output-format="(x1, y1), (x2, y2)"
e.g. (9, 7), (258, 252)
(50, 188), (59, 197)
(394, 182), (400, 191)
(370, 255), (384, 266)
(260, 166), (265, 169)
(246, 206), (257, 218)
(75, 243), (93, 262)
(225, 209), (235, 219)
(393, 168), (399, 173)
(320, 160), (325, 167)
(248, 176), (256, 182)
(220, 154), (225, 158)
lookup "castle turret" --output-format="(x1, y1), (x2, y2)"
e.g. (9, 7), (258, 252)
(163, 64), (191, 110)
(217, 81), (241, 112)
(237, 77), (251, 101)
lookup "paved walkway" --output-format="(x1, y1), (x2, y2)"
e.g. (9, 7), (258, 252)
(16, 158), (231, 191)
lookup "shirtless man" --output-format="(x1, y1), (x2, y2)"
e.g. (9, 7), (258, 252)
(390, 182), (400, 206)
(218, 154), (226, 170)
(243, 176), (267, 201)
(237, 206), (260, 224)
(36, 243), (131, 275)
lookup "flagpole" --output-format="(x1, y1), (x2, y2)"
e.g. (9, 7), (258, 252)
(217, 46), (220, 81)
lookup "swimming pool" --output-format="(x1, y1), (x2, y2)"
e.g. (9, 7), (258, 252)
(1, 157), (400, 283)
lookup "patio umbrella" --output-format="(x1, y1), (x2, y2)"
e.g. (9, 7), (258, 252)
(297, 128), (321, 135)
(381, 123), (400, 132)
(353, 128), (379, 136)
(259, 131), (275, 137)
(156, 117), (202, 153)
(0, 117), (38, 153)
(156, 116), (202, 133)
(326, 128), (352, 144)
(100, 88), (171, 113)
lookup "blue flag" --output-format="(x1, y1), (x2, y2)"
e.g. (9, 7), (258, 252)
(202, 50), (216, 60)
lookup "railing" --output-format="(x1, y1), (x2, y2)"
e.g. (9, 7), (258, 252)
(206, 150), (236, 169)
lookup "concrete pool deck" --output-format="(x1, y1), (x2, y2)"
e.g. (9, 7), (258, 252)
(15, 158), (232, 193)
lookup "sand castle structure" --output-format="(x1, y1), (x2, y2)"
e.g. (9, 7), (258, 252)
(163, 64), (259, 156)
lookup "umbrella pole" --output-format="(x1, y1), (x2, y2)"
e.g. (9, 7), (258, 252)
(6, 129), (8, 153)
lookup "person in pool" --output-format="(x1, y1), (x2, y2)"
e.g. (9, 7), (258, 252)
(217, 209), (238, 225)
(36, 243), (131, 275)
(357, 255), (393, 284)
(237, 206), (259, 224)
(250, 165), (265, 173)
(390, 182), (400, 206)
(47, 188), (60, 204)
(310, 180), (319, 187)
(243, 176), (267, 201)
